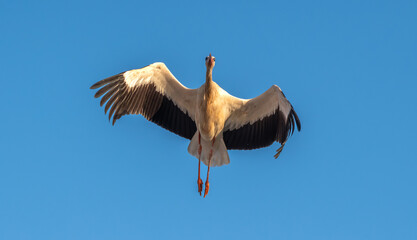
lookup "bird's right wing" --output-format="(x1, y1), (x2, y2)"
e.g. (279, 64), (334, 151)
(90, 62), (197, 140)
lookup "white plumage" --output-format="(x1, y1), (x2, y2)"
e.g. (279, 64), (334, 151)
(90, 54), (301, 197)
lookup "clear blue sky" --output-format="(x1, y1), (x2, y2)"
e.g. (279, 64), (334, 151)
(1, 0), (416, 239)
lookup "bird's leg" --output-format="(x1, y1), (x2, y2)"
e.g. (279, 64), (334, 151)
(204, 137), (215, 198)
(197, 132), (203, 195)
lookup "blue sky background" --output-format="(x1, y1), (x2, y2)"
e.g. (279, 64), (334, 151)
(1, 0), (416, 239)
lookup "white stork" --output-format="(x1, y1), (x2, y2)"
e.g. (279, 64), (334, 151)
(90, 54), (301, 197)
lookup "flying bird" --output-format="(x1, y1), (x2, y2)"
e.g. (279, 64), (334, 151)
(90, 54), (301, 197)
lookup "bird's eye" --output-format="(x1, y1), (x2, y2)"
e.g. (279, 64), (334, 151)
(205, 57), (208, 61)
(213, 58), (216, 61)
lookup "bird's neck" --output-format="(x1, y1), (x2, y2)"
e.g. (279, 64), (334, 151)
(205, 68), (213, 96)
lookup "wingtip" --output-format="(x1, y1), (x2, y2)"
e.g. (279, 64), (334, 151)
(90, 73), (124, 90)
(291, 108), (301, 132)
(274, 141), (286, 159)
(112, 114), (119, 125)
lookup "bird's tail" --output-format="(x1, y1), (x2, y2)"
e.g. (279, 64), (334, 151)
(188, 132), (230, 167)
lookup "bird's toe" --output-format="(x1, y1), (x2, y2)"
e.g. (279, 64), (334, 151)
(203, 181), (210, 198)
(197, 178), (203, 195)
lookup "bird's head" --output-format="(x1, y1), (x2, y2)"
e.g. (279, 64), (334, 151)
(205, 53), (215, 69)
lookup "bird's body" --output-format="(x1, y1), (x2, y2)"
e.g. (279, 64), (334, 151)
(90, 54), (301, 197)
(191, 80), (233, 167)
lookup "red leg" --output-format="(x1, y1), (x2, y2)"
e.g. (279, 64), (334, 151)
(204, 137), (215, 198)
(197, 133), (203, 195)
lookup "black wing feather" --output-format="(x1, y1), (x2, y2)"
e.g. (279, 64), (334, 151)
(223, 106), (301, 151)
(91, 73), (196, 140)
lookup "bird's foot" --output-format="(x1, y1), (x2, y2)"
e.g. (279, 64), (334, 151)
(197, 178), (203, 195)
(203, 181), (210, 198)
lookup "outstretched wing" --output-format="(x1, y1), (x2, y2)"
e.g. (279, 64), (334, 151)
(223, 85), (301, 158)
(90, 62), (197, 140)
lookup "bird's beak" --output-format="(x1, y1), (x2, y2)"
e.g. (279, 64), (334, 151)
(208, 53), (213, 67)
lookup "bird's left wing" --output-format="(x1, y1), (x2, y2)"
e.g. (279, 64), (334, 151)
(223, 85), (301, 158)
(90, 62), (197, 140)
